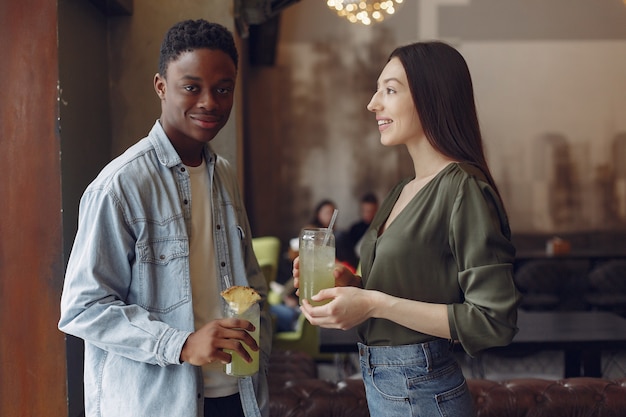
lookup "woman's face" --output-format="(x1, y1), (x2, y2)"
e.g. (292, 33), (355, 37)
(317, 204), (336, 228)
(366, 57), (424, 147)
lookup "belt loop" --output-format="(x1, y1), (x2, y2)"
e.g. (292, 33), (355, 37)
(357, 342), (370, 368)
(422, 342), (433, 372)
(358, 343), (373, 374)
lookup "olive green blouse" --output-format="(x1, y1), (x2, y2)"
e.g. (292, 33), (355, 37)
(358, 162), (520, 357)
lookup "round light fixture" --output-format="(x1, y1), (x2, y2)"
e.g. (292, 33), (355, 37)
(326, 0), (404, 25)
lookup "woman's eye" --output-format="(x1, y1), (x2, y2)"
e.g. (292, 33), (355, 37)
(386, 87), (396, 94)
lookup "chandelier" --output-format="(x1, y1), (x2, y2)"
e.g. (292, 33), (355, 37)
(326, 0), (404, 25)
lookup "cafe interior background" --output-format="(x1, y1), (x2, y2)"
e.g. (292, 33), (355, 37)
(109, 0), (626, 243)
(2, 0), (626, 416)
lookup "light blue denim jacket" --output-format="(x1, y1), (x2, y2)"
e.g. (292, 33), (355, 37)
(59, 121), (271, 417)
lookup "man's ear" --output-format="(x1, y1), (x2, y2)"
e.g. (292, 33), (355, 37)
(154, 73), (166, 99)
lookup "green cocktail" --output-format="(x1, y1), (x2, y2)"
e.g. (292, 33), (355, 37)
(299, 228), (335, 306)
(225, 302), (260, 377)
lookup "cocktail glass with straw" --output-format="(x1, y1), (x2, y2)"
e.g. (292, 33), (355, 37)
(299, 209), (338, 306)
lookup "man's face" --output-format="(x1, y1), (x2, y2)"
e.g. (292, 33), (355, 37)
(361, 202), (378, 224)
(154, 48), (237, 160)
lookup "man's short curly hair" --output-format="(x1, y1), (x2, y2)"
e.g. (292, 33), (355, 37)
(158, 19), (238, 78)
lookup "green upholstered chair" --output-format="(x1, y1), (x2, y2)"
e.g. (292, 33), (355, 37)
(272, 313), (334, 361)
(251, 236), (281, 286)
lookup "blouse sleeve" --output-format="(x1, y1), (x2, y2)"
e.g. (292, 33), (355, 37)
(447, 176), (521, 357)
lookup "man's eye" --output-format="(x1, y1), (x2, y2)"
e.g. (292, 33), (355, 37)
(184, 85), (198, 92)
(217, 87), (233, 95)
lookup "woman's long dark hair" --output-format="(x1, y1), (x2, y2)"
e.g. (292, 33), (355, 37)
(310, 199), (336, 228)
(389, 41), (501, 198)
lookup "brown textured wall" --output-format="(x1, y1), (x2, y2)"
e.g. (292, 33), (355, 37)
(244, 26), (414, 243)
(0, 0), (68, 416)
(244, 0), (626, 242)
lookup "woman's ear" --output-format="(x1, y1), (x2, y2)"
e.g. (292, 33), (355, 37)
(154, 73), (166, 99)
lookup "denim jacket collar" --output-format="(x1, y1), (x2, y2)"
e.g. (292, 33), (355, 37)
(149, 120), (216, 169)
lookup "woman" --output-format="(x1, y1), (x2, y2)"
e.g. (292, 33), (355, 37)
(294, 41), (520, 416)
(308, 199), (337, 229)
(287, 199), (337, 262)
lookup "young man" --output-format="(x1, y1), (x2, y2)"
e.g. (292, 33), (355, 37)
(337, 193), (378, 269)
(59, 20), (270, 417)
(348, 192), (378, 259)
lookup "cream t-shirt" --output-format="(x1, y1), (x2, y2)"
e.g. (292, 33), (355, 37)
(187, 160), (239, 398)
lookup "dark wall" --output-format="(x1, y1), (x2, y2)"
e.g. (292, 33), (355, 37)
(58, 0), (114, 415)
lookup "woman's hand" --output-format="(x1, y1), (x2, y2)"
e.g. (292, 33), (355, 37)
(292, 256), (362, 294)
(292, 256), (301, 296)
(333, 263), (363, 288)
(302, 287), (451, 339)
(299, 286), (378, 330)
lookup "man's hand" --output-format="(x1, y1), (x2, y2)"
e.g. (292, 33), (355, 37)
(180, 318), (258, 366)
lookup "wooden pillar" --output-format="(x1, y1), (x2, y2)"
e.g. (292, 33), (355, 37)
(0, 0), (68, 415)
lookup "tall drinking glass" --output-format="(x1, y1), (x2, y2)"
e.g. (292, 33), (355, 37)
(299, 228), (335, 306)
(224, 302), (260, 377)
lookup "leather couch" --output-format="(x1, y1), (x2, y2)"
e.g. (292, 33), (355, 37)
(268, 350), (626, 417)
(511, 231), (626, 315)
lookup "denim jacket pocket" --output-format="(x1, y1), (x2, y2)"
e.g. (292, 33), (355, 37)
(136, 237), (190, 313)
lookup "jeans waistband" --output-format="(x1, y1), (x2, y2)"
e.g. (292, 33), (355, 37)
(358, 339), (453, 371)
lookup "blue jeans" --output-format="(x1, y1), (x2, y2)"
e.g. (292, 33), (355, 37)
(358, 340), (474, 417)
(270, 304), (299, 332)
